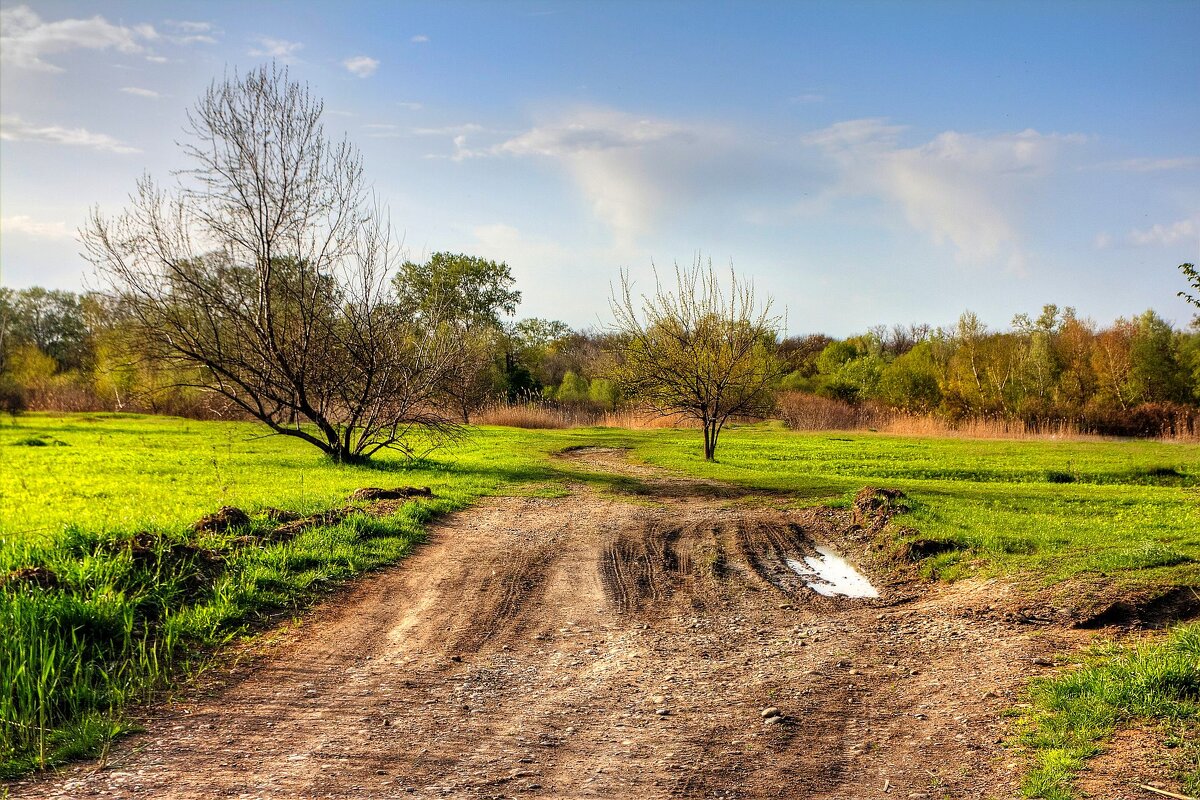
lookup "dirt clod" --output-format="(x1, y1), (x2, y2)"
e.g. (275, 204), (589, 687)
(0, 565), (60, 591)
(852, 487), (909, 530)
(193, 506), (251, 533)
(349, 486), (434, 502)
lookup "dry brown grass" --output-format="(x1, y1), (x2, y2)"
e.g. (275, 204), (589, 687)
(474, 402), (696, 430)
(476, 394), (1199, 442)
(775, 391), (1200, 442)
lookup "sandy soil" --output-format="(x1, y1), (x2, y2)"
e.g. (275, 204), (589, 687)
(7, 448), (1174, 799)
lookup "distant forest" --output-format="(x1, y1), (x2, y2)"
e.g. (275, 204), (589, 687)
(2, 284), (1198, 438)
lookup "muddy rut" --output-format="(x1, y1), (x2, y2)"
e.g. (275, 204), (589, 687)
(13, 448), (1114, 799)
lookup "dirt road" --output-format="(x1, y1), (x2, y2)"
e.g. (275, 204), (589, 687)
(13, 448), (1115, 799)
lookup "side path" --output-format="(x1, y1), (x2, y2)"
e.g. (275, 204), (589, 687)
(11, 452), (1088, 799)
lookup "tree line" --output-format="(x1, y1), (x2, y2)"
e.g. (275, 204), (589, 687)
(5, 279), (1198, 437)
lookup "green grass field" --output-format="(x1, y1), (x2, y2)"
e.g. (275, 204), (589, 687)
(2, 413), (1198, 791)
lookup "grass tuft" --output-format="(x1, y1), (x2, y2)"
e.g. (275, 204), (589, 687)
(1017, 624), (1200, 798)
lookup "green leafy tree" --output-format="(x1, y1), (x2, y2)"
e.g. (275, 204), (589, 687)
(394, 252), (520, 328)
(878, 341), (942, 412)
(392, 253), (521, 422)
(1129, 310), (1187, 402)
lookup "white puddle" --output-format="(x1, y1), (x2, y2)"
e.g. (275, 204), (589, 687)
(786, 547), (879, 598)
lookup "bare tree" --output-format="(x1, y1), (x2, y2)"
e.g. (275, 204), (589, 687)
(608, 259), (783, 460)
(82, 64), (462, 462)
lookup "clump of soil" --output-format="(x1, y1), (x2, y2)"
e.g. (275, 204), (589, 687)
(1075, 585), (1200, 629)
(273, 509), (352, 538)
(0, 565), (60, 591)
(894, 535), (963, 563)
(262, 507), (301, 523)
(852, 487), (909, 531)
(193, 506), (251, 533)
(349, 486), (433, 502)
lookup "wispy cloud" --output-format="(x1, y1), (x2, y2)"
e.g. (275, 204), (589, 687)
(248, 36), (302, 59)
(0, 4), (157, 72)
(414, 123), (485, 138)
(164, 20), (212, 34)
(464, 108), (745, 247)
(343, 55), (380, 78)
(362, 123), (402, 138)
(1094, 156), (1200, 173)
(398, 101), (423, 111)
(0, 215), (72, 239)
(804, 119), (1085, 272)
(162, 20), (218, 45)
(1127, 217), (1199, 247)
(121, 86), (161, 99)
(411, 34), (430, 43)
(0, 115), (140, 154)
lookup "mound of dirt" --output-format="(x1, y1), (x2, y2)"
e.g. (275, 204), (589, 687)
(0, 565), (60, 591)
(193, 506), (251, 533)
(349, 486), (433, 502)
(851, 487), (909, 531)
(1075, 585), (1200, 629)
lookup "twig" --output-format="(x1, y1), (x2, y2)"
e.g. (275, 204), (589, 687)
(1139, 785), (1199, 800)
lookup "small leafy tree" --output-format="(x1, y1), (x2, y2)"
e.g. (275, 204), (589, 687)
(83, 64), (463, 462)
(608, 259), (783, 460)
(393, 253), (520, 422)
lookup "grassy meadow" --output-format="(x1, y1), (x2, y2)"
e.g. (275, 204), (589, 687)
(2, 412), (1198, 791)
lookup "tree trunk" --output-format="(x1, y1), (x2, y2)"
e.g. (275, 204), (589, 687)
(703, 419), (718, 461)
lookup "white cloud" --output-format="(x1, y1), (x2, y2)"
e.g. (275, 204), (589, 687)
(162, 21), (218, 46)
(789, 92), (825, 104)
(467, 223), (568, 263)
(0, 115), (140, 154)
(343, 55), (380, 78)
(362, 123), (401, 138)
(469, 109), (716, 246)
(0, 215), (72, 239)
(414, 123), (484, 137)
(411, 34), (430, 43)
(1096, 156), (1200, 173)
(398, 102), (423, 111)
(805, 119), (1085, 271)
(145, 55), (169, 64)
(0, 4), (157, 72)
(121, 86), (161, 99)
(248, 36), (302, 59)
(1094, 232), (1113, 250)
(1127, 217), (1198, 247)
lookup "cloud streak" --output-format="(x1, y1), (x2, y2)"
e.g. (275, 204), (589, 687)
(0, 5), (156, 72)
(0, 215), (72, 239)
(248, 36), (302, 59)
(459, 108), (751, 247)
(121, 86), (162, 99)
(804, 119), (1085, 271)
(0, 115), (140, 154)
(1127, 217), (1199, 247)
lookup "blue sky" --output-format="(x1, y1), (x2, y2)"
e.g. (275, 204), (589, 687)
(1, 1), (1197, 336)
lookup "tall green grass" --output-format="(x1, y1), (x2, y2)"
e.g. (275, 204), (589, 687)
(1017, 624), (1200, 799)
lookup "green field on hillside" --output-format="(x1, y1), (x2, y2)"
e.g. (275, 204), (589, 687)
(2, 413), (1198, 790)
